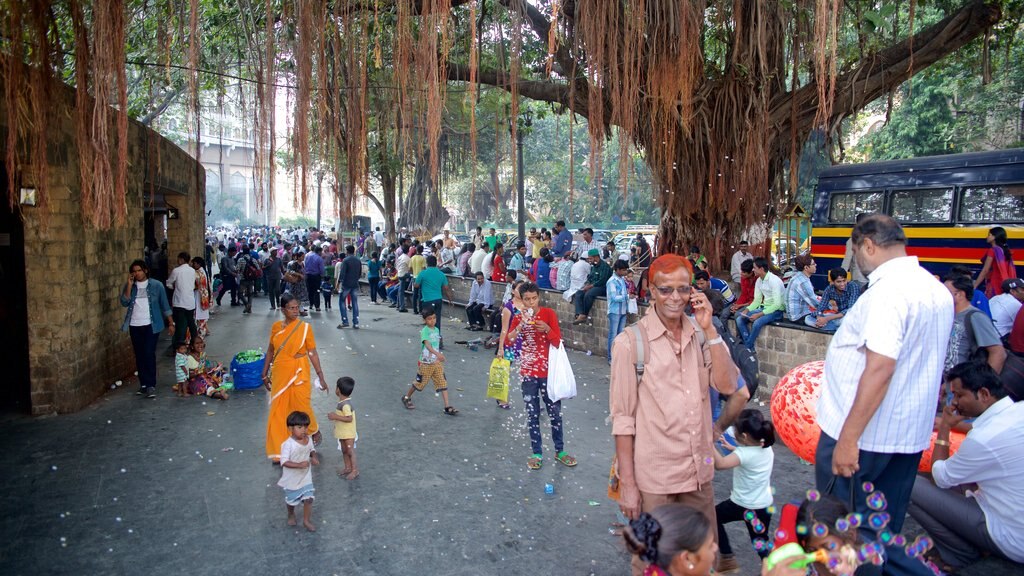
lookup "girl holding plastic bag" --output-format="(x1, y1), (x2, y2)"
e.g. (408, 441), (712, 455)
(505, 282), (577, 471)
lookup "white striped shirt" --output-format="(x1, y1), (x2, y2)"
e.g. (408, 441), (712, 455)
(817, 256), (953, 453)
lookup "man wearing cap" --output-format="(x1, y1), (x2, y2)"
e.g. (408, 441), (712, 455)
(908, 361), (1024, 572)
(573, 249), (612, 324)
(988, 278), (1024, 338)
(730, 240), (754, 285)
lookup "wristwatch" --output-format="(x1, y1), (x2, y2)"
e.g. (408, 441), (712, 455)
(706, 336), (724, 346)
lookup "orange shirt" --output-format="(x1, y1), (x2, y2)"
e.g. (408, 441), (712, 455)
(609, 311), (725, 495)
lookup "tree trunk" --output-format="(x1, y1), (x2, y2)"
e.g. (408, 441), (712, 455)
(398, 146), (448, 232)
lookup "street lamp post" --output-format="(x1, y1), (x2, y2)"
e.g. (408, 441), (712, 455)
(509, 110), (532, 243)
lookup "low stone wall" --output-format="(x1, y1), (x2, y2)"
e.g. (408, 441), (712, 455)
(752, 323), (832, 394)
(374, 273), (832, 396)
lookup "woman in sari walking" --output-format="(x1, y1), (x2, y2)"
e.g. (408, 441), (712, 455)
(262, 293), (328, 461)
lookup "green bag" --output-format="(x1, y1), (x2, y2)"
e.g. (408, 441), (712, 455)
(486, 357), (511, 403)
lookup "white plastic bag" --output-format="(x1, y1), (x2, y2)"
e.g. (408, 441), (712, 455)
(547, 342), (577, 402)
(627, 297), (639, 314)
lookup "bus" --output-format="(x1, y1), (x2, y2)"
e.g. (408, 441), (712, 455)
(809, 148), (1024, 289)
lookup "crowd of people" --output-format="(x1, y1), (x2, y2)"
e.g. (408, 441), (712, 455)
(117, 216), (1024, 575)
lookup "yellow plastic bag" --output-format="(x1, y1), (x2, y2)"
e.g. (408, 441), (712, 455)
(486, 357), (511, 403)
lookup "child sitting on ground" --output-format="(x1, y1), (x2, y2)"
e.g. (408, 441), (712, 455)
(712, 409), (777, 573)
(173, 341), (190, 398)
(794, 495), (875, 576)
(327, 376), (358, 480)
(278, 410), (319, 532)
(186, 338), (229, 400)
(401, 305), (459, 415)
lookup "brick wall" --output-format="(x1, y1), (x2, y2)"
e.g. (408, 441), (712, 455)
(1, 77), (203, 414)
(429, 274), (831, 397)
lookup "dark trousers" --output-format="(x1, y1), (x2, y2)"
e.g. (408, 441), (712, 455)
(306, 274), (322, 309)
(422, 299), (442, 334)
(129, 325), (160, 391)
(368, 277), (380, 302)
(715, 498), (771, 558)
(216, 275), (238, 305)
(398, 275), (411, 310)
(521, 376), (563, 456)
(816, 432), (932, 576)
(466, 303), (486, 327)
(412, 284), (422, 313)
(575, 285), (606, 316)
(171, 307), (198, 346)
(266, 278), (282, 309)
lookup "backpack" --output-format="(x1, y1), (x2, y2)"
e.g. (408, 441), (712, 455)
(717, 321), (760, 399)
(242, 255), (262, 280)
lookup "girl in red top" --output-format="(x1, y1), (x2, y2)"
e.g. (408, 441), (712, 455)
(976, 226), (1016, 297)
(491, 243), (507, 283)
(506, 282), (577, 471)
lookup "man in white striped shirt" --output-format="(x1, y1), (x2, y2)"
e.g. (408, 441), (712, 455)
(816, 214), (953, 576)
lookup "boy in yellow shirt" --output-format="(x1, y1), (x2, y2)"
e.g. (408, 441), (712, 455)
(327, 376), (358, 480)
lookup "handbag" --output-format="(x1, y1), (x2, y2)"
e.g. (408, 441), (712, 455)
(546, 341), (577, 402)
(627, 297), (639, 315)
(486, 357), (511, 403)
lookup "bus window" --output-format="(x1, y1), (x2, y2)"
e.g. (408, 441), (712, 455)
(828, 192), (883, 223)
(890, 188), (953, 223)
(959, 185), (1024, 223)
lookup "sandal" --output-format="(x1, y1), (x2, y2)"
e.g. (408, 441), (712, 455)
(527, 456), (543, 470)
(496, 400), (511, 410)
(401, 395), (415, 410)
(555, 452), (578, 467)
(443, 406), (459, 416)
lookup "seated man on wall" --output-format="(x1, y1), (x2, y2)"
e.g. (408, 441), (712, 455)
(573, 249), (612, 325)
(804, 267), (861, 332)
(734, 257), (785, 349)
(909, 361), (1024, 572)
(466, 272), (493, 331)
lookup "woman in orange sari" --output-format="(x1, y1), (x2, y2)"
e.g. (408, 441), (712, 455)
(262, 293), (328, 461)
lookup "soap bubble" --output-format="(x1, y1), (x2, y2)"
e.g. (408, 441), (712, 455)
(867, 512), (890, 530)
(753, 538), (766, 551)
(812, 522), (828, 538)
(767, 505), (777, 514)
(846, 513), (862, 529)
(774, 529), (788, 541)
(806, 489), (821, 502)
(879, 530), (893, 543)
(861, 481), (875, 493)
(890, 534), (906, 547)
(796, 523), (809, 536)
(835, 518), (850, 532)
(866, 491), (887, 511)
(744, 510), (756, 522)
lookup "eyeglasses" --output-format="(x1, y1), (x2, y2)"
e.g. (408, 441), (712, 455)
(653, 285), (692, 296)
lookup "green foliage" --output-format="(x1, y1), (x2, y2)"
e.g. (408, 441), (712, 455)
(277, 215), (316, 229)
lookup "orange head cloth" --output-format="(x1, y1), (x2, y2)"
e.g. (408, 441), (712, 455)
(648, 253), (694, 282)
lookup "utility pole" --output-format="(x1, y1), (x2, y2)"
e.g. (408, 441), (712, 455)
(315, 169), (324, 231)
(510, 110), (532, 243)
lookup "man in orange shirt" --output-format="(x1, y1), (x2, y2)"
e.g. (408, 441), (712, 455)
(610, 254), (740, 576)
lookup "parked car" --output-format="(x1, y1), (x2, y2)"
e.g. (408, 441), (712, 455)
(429, 233), (472, 246)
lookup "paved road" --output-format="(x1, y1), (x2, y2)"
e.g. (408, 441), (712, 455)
(0, 294), (1015, 575)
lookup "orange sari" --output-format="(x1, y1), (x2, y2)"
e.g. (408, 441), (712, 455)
(265, 319), (320, 460)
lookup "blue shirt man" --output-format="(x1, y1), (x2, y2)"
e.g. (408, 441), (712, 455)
(552, 220), (573, 258)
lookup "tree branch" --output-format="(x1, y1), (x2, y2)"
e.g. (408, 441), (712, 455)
(772, 0), (1001, 134)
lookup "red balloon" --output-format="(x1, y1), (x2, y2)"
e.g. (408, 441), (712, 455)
(769, 360), (965, 469)
(770, 361), (824, 464)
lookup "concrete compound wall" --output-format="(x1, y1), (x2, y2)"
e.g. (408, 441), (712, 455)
(378, 273), (832, 397)
(1, 77), (204, 414)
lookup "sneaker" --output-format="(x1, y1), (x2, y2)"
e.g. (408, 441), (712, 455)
(136, 388), (145, 396)
(398, 308), (408, 313)
(716, 554), (740, 574)
(337, 323), (349, 329)
(352, 325), (360, 330)
(146, 387), (156, 399)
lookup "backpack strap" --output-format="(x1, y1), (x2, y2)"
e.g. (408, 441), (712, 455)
(686, 314), (707, 348)
(627, 324), (649, 386)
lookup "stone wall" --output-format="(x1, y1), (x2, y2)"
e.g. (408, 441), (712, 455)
(1, 77), (204, 414)
(410, 274), (831, 397)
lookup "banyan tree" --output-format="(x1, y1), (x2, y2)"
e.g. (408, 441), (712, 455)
(0, 0), (1004, 262)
